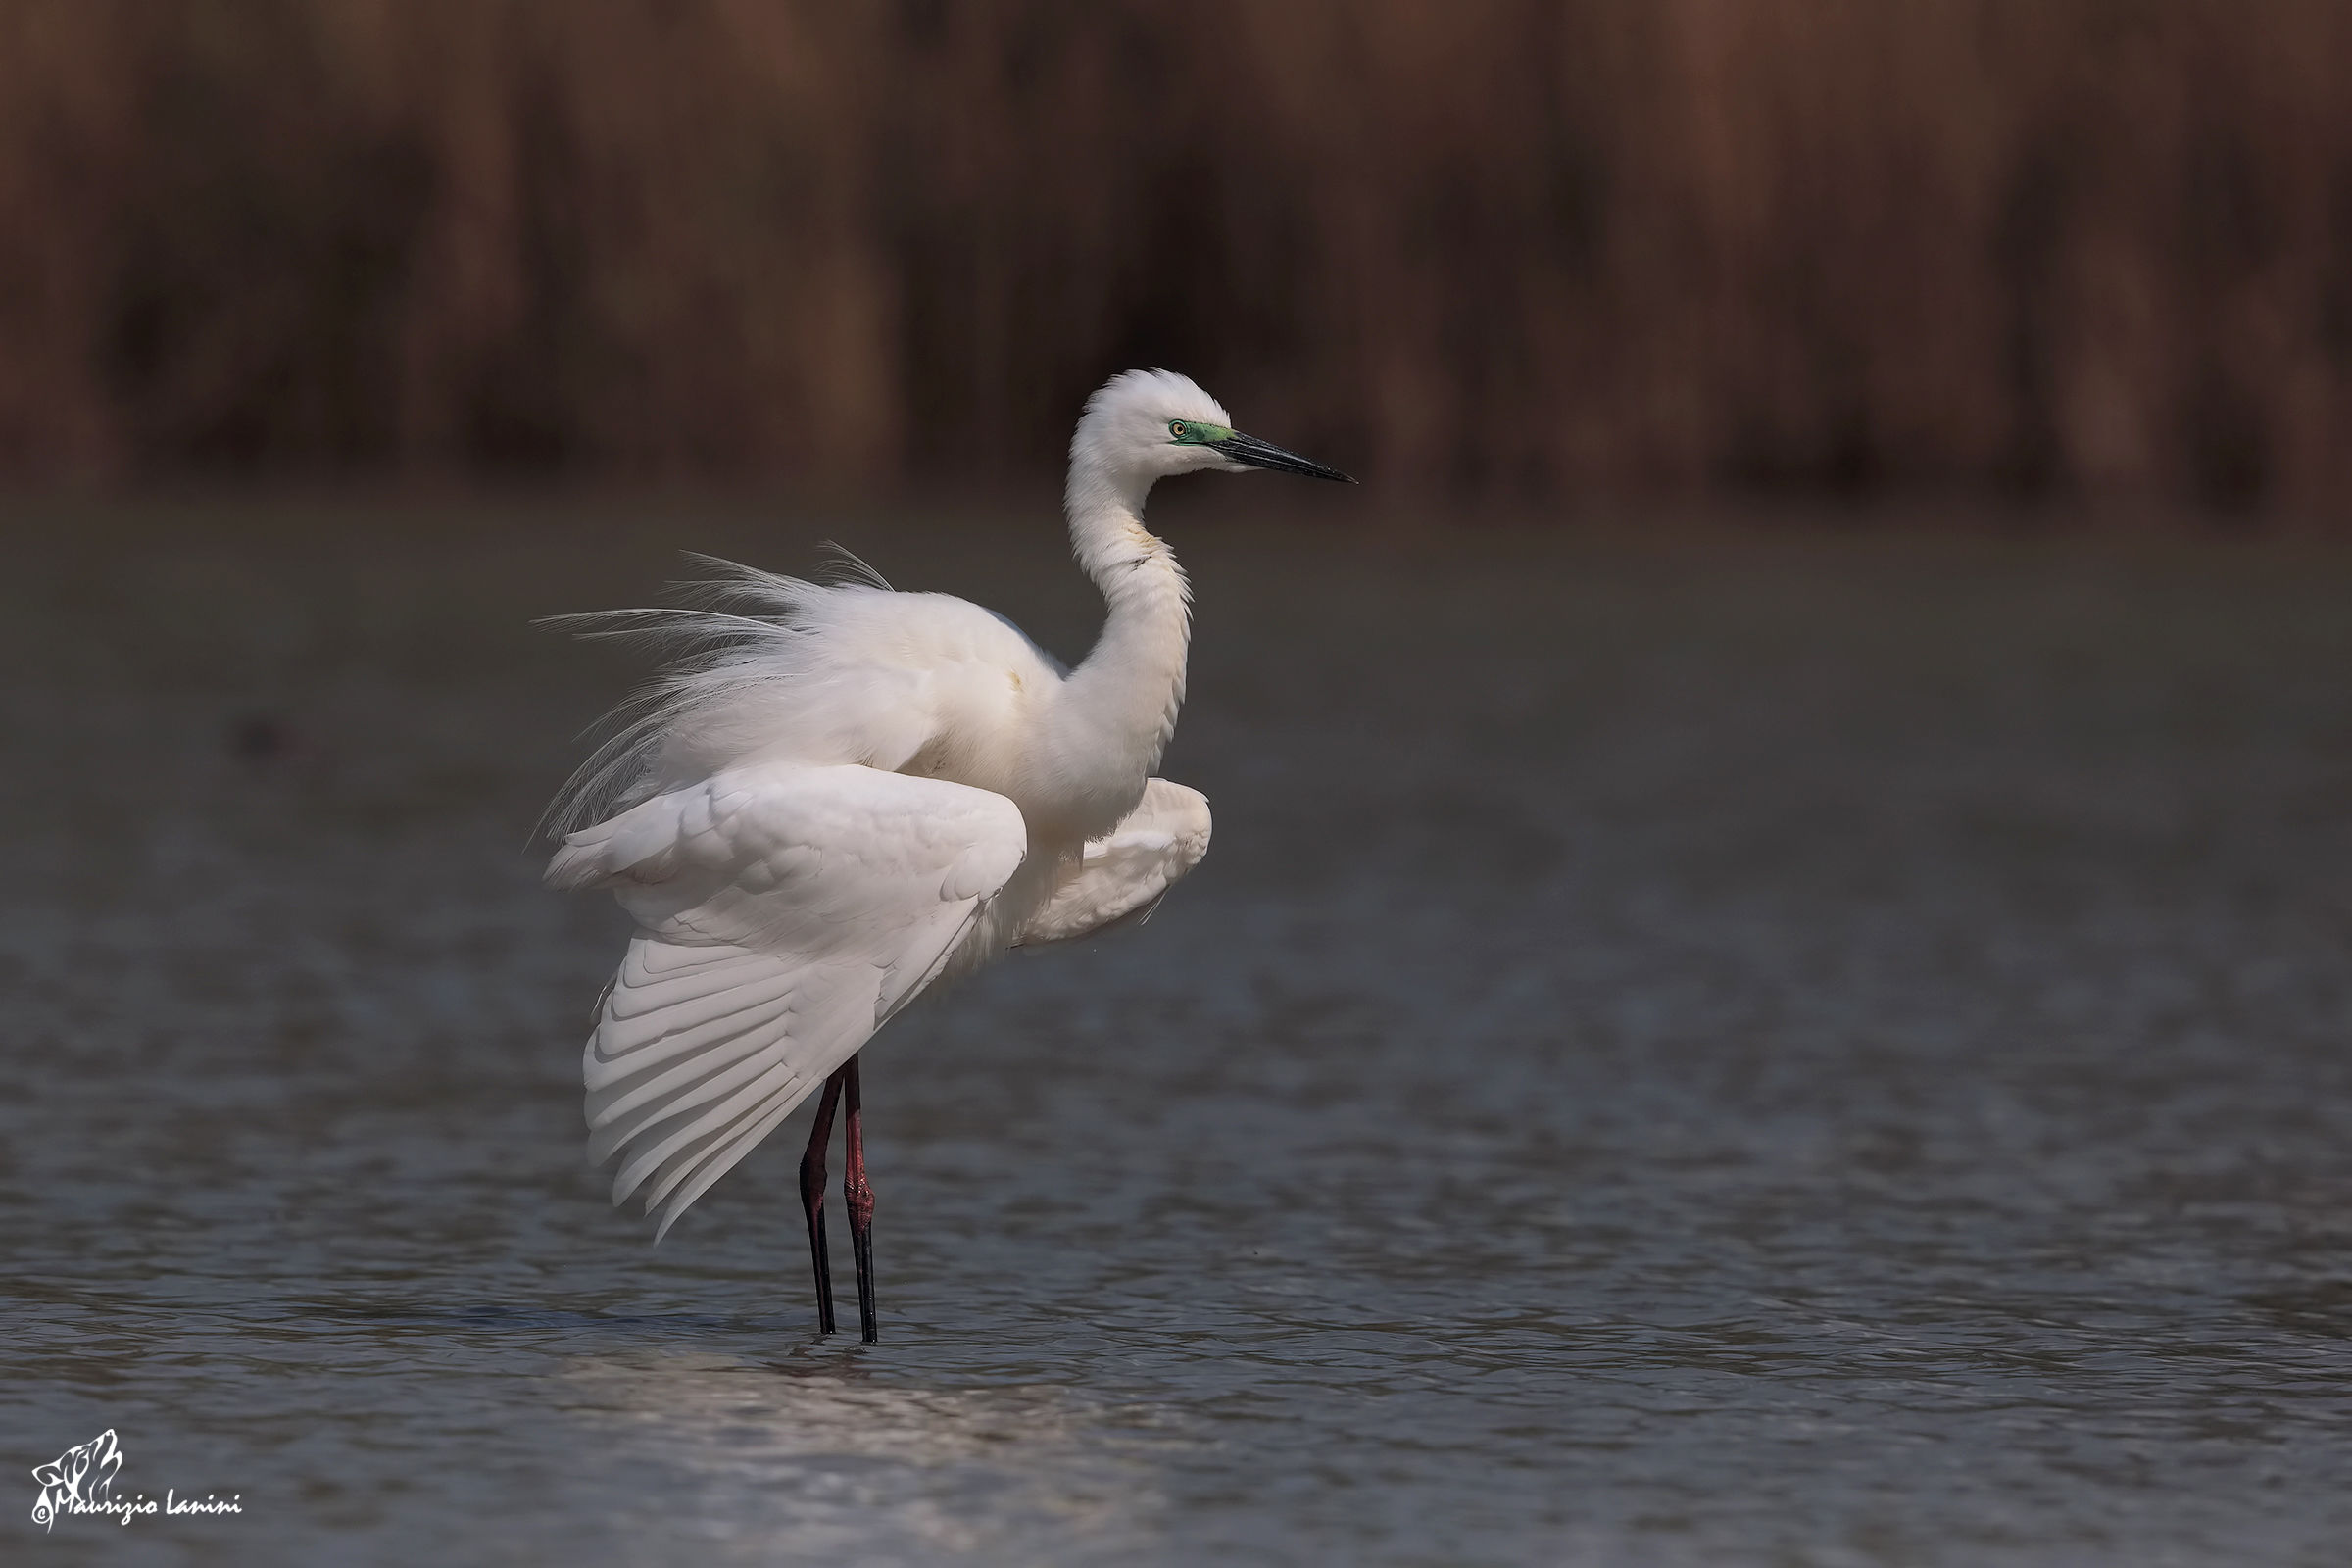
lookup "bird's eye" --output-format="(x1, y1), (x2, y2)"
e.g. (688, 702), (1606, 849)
(1169, 421), (1187, 438)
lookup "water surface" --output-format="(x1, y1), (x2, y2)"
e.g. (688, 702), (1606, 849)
(5, 505), (2351, 1565)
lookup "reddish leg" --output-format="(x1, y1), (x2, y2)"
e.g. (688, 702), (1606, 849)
(798, 1072), (843, 1335)
(842, 1054), (878, 1343)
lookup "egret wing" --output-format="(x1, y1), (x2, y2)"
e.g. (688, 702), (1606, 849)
(1014, 778), (1211, 948)
(548, 763), (1026, 1238)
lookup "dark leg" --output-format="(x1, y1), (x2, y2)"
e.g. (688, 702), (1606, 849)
(798, 1072), (844, 1335)
(842, 1054), (878, 1343)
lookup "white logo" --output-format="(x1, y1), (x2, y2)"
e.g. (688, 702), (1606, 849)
(28, 1431), (241, 1532)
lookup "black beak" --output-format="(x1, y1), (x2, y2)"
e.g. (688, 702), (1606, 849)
(1209, 431), (1355, 483)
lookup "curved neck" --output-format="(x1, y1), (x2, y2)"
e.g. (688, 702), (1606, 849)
(1055, 455), (1192, 786)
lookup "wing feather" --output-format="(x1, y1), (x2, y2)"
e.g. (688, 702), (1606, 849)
(633, 1077), (810, 1240)
(1015, 779), (1210, 948)
(549, 762), (1027, 1238)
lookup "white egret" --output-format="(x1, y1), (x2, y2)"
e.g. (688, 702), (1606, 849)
(545, 368), (1351, 1341)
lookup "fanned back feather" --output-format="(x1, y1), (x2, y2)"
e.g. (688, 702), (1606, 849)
(542, 558), (852, 837)
(542, 553), (1065, 841)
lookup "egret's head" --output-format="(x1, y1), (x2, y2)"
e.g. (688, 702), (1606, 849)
(1072, 368), (1352, 492)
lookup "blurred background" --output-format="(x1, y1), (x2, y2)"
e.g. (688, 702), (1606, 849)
(3, 0), (2350, 513)
(10, 7), (2352, 1566)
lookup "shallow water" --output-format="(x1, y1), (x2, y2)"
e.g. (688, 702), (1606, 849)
(6, 503), (2352, 1566)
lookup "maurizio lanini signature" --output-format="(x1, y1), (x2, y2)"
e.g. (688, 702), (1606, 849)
(30, 1431), (241, 1531)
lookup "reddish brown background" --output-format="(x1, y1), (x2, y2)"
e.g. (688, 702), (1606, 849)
(4, 1), (2347, 512)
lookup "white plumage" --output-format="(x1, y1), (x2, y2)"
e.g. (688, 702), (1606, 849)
(546, 368), (1348, 1264)
(547, 766), (1030, 1237)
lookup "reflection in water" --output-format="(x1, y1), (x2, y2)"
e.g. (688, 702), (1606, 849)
(558, 1352), (1168, 1560)
(6, 513), (2352, 1564)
